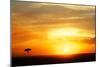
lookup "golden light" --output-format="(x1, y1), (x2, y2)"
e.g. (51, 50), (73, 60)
(63, 47), (69, 52)
(46, 28), (95, 55)
(47, 28), (94, 40)
(52, 43), (83, 55)
(60, 44), (70, 53)
(48, 28), (80, 37)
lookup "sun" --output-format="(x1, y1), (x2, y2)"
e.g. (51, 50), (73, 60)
(61, 44), (70, 53)
(63, 47), (69, 53)
(53, 43), (82, 55)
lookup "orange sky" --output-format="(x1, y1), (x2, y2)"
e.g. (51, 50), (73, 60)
(12, 2), (96, 57)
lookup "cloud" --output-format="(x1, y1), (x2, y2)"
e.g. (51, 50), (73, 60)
(12, 1), (95, 33)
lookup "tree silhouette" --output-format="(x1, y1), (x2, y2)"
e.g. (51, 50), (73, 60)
(24, 48), (31, 56)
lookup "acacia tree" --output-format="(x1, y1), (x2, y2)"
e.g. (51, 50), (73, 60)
(24, 48), (32, 56)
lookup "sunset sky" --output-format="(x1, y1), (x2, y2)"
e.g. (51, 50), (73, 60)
(12, 1), (96, 57)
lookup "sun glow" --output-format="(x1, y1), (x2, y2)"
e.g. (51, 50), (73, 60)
(48, 28), (79, 36)
(53, 43), (82, 55)
(63, 47), (69, 52)
(47, 28), (95, 55)
(48, 28), (94, 40)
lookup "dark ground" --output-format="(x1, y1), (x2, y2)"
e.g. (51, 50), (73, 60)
(12, 53), (96, 67)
